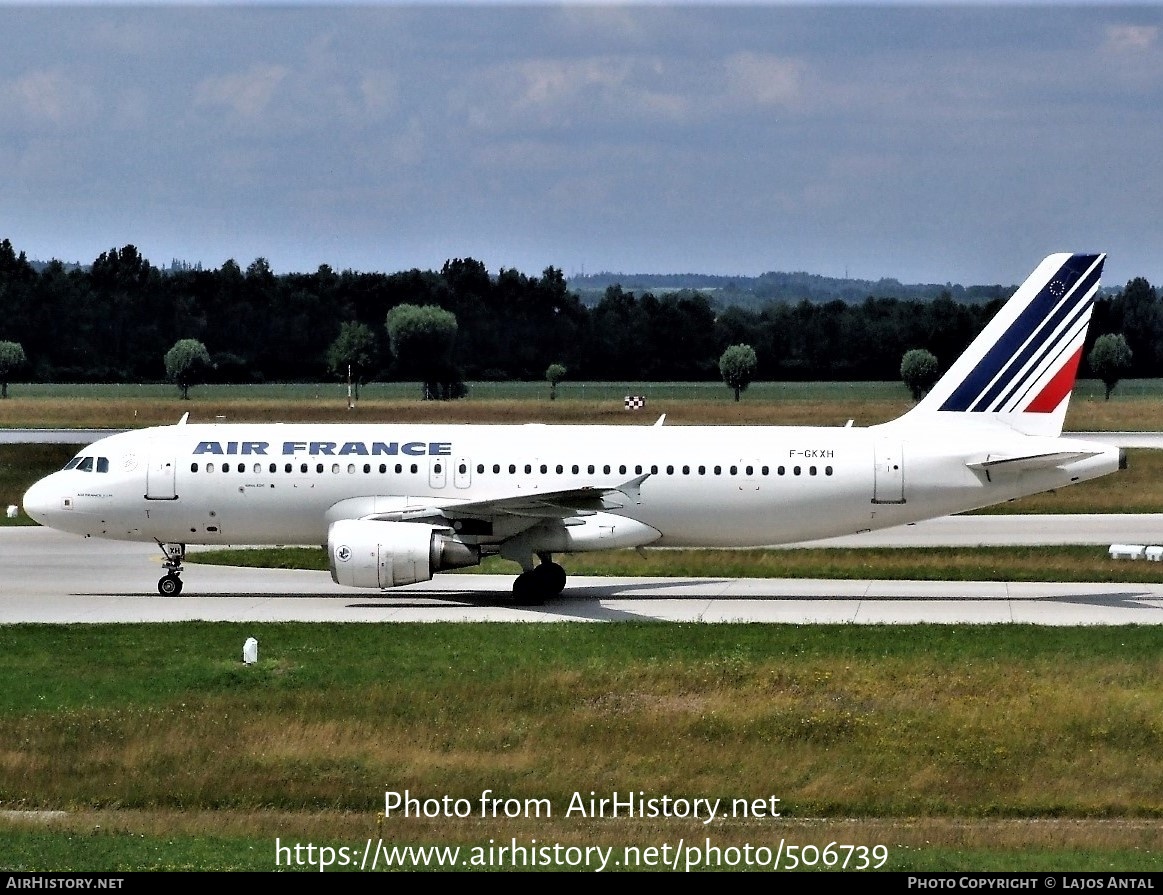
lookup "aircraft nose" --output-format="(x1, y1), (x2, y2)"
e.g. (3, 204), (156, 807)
(23, 476), (63, 526)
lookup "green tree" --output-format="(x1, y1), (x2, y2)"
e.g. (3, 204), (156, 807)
(1088, 333), (1133, 400)
(0, 341), (27, 398)
(545, 363), (567, 400)
(326, 322), (378, 400)
(719, 343), (758, 402)
(164, 339), (211, 400)
(385, 304), (461, 400)
(900, 348), (939, 401)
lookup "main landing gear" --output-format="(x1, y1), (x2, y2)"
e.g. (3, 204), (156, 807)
(512, 554), (567, 606)
(156, 542), (186, 596)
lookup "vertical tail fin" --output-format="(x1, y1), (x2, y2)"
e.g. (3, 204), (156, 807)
(895, 253), (1105, 437)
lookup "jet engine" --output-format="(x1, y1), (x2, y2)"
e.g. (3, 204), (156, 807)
(327, 519), (480, 589)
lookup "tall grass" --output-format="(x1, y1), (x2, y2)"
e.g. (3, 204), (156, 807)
(0, 624), (1158, 820)
(1, 379), (1162, 429)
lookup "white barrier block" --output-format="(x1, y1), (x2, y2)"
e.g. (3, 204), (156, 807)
(1109, 544), (1146, 560)
(1146, 546), (1163, 562)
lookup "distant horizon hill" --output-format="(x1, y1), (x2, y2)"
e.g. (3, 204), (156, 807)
(21, 253), (1115, 312)
(566, 269), (1015, 309)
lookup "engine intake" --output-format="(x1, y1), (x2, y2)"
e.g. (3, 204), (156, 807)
(328, 519), (480, 589)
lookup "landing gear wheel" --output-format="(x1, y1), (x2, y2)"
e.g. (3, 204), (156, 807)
(539, 561), (567, 597)
(155, 541), (187, 597)
(512, 571), (543, 606)
(512, 561), (568, 605)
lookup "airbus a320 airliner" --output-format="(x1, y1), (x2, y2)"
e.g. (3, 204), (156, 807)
(24, 253), (1122, 603)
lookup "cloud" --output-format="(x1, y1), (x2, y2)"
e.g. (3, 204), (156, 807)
(456, 55), (691, 135)
(723, 52), (804, 107)
(1103, 24), (1158, 54)
(0, 68), (96, 128)
(193, 63), (289, 120)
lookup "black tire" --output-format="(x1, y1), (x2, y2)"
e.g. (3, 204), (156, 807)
(512, 572), (543, 606)
(540, 561), (567, 596)
(158, 575), (182, 596)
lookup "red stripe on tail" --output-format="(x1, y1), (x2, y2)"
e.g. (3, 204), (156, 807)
(1024, 347), (1083, 413)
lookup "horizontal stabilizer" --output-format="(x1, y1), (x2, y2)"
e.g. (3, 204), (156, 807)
(966, 450), (1099, 473)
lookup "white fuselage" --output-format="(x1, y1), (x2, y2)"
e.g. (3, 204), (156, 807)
(23, 421), (1122, 550)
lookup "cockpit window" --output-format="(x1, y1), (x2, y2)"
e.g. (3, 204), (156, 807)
(66, 455), (110, 473)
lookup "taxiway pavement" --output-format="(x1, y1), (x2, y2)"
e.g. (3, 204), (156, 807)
(2, 522), (1161, 625)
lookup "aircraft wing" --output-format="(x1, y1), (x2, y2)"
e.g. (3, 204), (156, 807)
(342, 473), (651, 524)
(444, 473), (650, 519)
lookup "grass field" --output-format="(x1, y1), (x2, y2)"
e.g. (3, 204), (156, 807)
(0, 623), (1159, 871)
(1, 377), (1163, 428)
(188, 543), (1163, 584)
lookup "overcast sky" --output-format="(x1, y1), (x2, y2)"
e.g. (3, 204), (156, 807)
(1, 3), (1161, 287)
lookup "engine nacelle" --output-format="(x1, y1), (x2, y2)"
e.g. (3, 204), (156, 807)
(328, 519), (480, 589)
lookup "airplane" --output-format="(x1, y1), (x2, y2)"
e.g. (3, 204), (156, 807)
(23, 253), (1123, 604)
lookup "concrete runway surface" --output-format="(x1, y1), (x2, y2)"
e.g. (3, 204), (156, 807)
(2, 522), (1162, 625)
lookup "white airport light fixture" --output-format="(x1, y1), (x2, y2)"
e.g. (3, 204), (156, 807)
(243, 637), (258, 665)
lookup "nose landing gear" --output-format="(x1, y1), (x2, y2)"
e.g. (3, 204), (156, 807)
(156, 541), (186, 596)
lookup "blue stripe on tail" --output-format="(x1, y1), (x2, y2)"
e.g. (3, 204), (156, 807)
(939, 254), (1102, 413)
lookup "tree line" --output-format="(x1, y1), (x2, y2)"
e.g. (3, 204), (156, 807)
(0, 239), (1158, 388)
